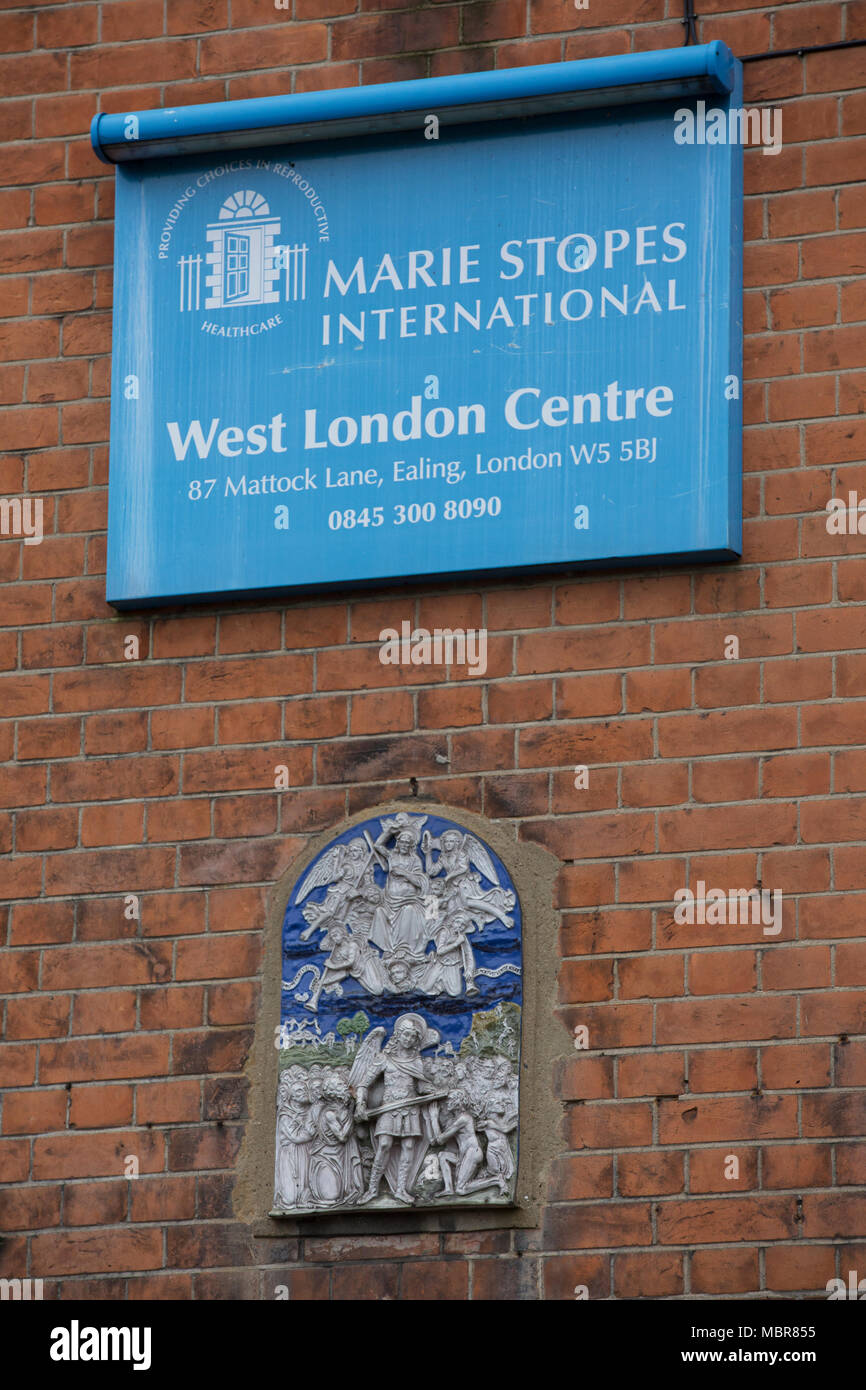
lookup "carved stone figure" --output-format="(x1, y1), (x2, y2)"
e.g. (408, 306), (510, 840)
(383, 946), (425, 994)
(302, 922), (386, 1012)
(367, 816), (431, 959)
(468, 1062), (518, 1195)
(298, 837), (382, 940)
(423, 827), (516, 931)
(274, 1076), (316, 1210)
(309, 1072), (363, 1207)
(419, 911), (477, 997)
(467, 1055), (497, 1111)
(350, 1013), (441, 1205)
(432, 1088), (484, 1195)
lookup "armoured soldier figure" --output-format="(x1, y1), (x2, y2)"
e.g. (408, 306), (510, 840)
(351, 1014), (438, 1205)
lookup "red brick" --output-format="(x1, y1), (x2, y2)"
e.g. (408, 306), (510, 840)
(800, 894), (866, 940)
(659, 1196), (797, 1244)
(0, 1138), (30, 1183)
(71, 990), (137, 1036)
(689, 949), (756, 995)
(218, 610), (281, 654)
(770, 284), (838, 331)
(496, 38), (563, 67)
(548, 1153), (614, 1201)
(83, 711), (148, 755)
(802, 1194), (866, 1239)
(148, 798), (211, 843)
(837, 1144), (866, 1184)
(691, 1247), (760, 1295)
(688, 1048), (757, 1094)
(519, 624), (650, 675)
(837, 1041), (866, 1087)
(761, 1043), (831, 1090)
(659, 801), (797, 853)
(131, 1176), (196, 1223)
(9, 900), (74, 946)
(657, 997), (796, 1045)
(33, 1129), (163, 1180)
(152, 706), (215, 749)
(3, 1088), (66, 1135)
(69, 1084), (134, 1129)
(80, 802), (144, 848)
(140, 986), (204, 1030)
(39, 1036), (170, 1084)
(207, 981), (259, 1026)
(0, 947), (39, 993)
(53, 666), (183, 713)
(557, 671), (623, 717)
(619, 954), (683, 999)
(45, 847), (175, 896)
(43, 941), (171, 991)
(803, 990), (866, 1035)
(562, 909), (651, 959)
(167, 1124), (244, 1170)
(15, 806), (77, 852)
(486, 771), (548, 819)
(137, 1080), (201, 1125)
(692, 756), (759, 803)
(763, 1142), (832, 1189)
(542, 1252), (609, 1299)
(64, 1179), (129, 1230)
(614, 1251), (683, 1298)
(565, 998), (653, 1050)
(175, 933), (261, 982)
(802, 1092), (866, 1138)
(218, 701), (281, 745)
(32, 1229), (163, 1276)
(0, 1183), (62, 1232)
(332, 1263), (398, 1299)
(763, 944), (831, 991)
(661, 1093), (797, 1146)
(764, 1244), (835, 1293)
(544, 1201), (653, 1250)
(402, 1259), (469, 1300)
(617, 1053), (684, 1100)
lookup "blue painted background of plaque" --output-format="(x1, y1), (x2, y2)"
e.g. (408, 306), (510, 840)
(280, 815), (522, 1054)
(107, 87), (742, 606)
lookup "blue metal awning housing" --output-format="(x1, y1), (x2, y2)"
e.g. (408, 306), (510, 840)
(91, 41), (737, 163)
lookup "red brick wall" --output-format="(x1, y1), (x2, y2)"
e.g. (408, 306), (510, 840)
(2, 0), (866, 1300)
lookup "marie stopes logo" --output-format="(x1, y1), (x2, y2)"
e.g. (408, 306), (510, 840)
(157, 159), (329, 342)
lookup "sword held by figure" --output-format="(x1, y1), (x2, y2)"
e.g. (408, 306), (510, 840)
(359, 1089), (450, 1120)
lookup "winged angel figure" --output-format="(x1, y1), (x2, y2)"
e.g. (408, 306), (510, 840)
(294, 837), (386, 1011)
(422, 827), (516, 928)
(349, 1014), (442, 1205)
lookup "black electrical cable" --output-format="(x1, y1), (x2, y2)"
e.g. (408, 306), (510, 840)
(741, 36), (866, 62)
(681, 0), (866, 62)
(682, 0), (698, 46)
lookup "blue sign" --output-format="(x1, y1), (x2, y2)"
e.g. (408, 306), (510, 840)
(103, 48), (742, 606)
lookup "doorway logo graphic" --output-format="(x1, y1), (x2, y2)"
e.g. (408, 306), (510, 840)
(177, 189), (307, 313)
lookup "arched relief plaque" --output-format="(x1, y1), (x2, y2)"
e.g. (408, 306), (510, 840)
(273, 811), (522, 1216)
